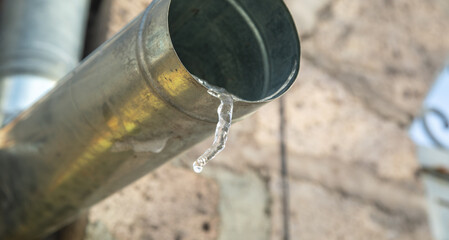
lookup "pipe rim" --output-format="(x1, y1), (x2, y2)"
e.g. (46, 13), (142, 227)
(167, 0), (300, 103)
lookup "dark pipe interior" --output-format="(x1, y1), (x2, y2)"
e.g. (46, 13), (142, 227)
(168, 0), (300, 101)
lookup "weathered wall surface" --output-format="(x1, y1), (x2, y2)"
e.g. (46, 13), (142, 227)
(85, 0), (449, 239)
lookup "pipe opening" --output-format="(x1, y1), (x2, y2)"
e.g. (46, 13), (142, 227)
(168, 0), (300, 102)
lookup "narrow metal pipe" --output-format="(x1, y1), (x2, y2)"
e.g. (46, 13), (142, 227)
(0, 0), (90, 124)
(0, 0), (300, 239)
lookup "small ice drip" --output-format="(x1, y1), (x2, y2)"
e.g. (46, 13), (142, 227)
(192, 77), (234, 173)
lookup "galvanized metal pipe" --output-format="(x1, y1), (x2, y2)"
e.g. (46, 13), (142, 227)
(0, 0), (300, 238)
(0, 0), (90, 124)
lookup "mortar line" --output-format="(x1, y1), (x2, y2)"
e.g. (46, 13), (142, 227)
(279, 97), (290, 240)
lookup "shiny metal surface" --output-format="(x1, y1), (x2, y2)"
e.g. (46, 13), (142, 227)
(0, 75), (56, 124)
(0, 0), (90, 124)
(0, 0), (300, 238)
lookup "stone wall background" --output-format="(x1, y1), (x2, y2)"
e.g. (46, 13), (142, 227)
(84, 0), (449, 239)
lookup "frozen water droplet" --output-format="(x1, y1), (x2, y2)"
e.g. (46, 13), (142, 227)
(193, 161), (203, 173)
(192, 76), (234, 173)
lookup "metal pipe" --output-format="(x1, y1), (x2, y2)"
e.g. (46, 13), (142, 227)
(0, 0), (90, 124)
(0, 0), (300, 238)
